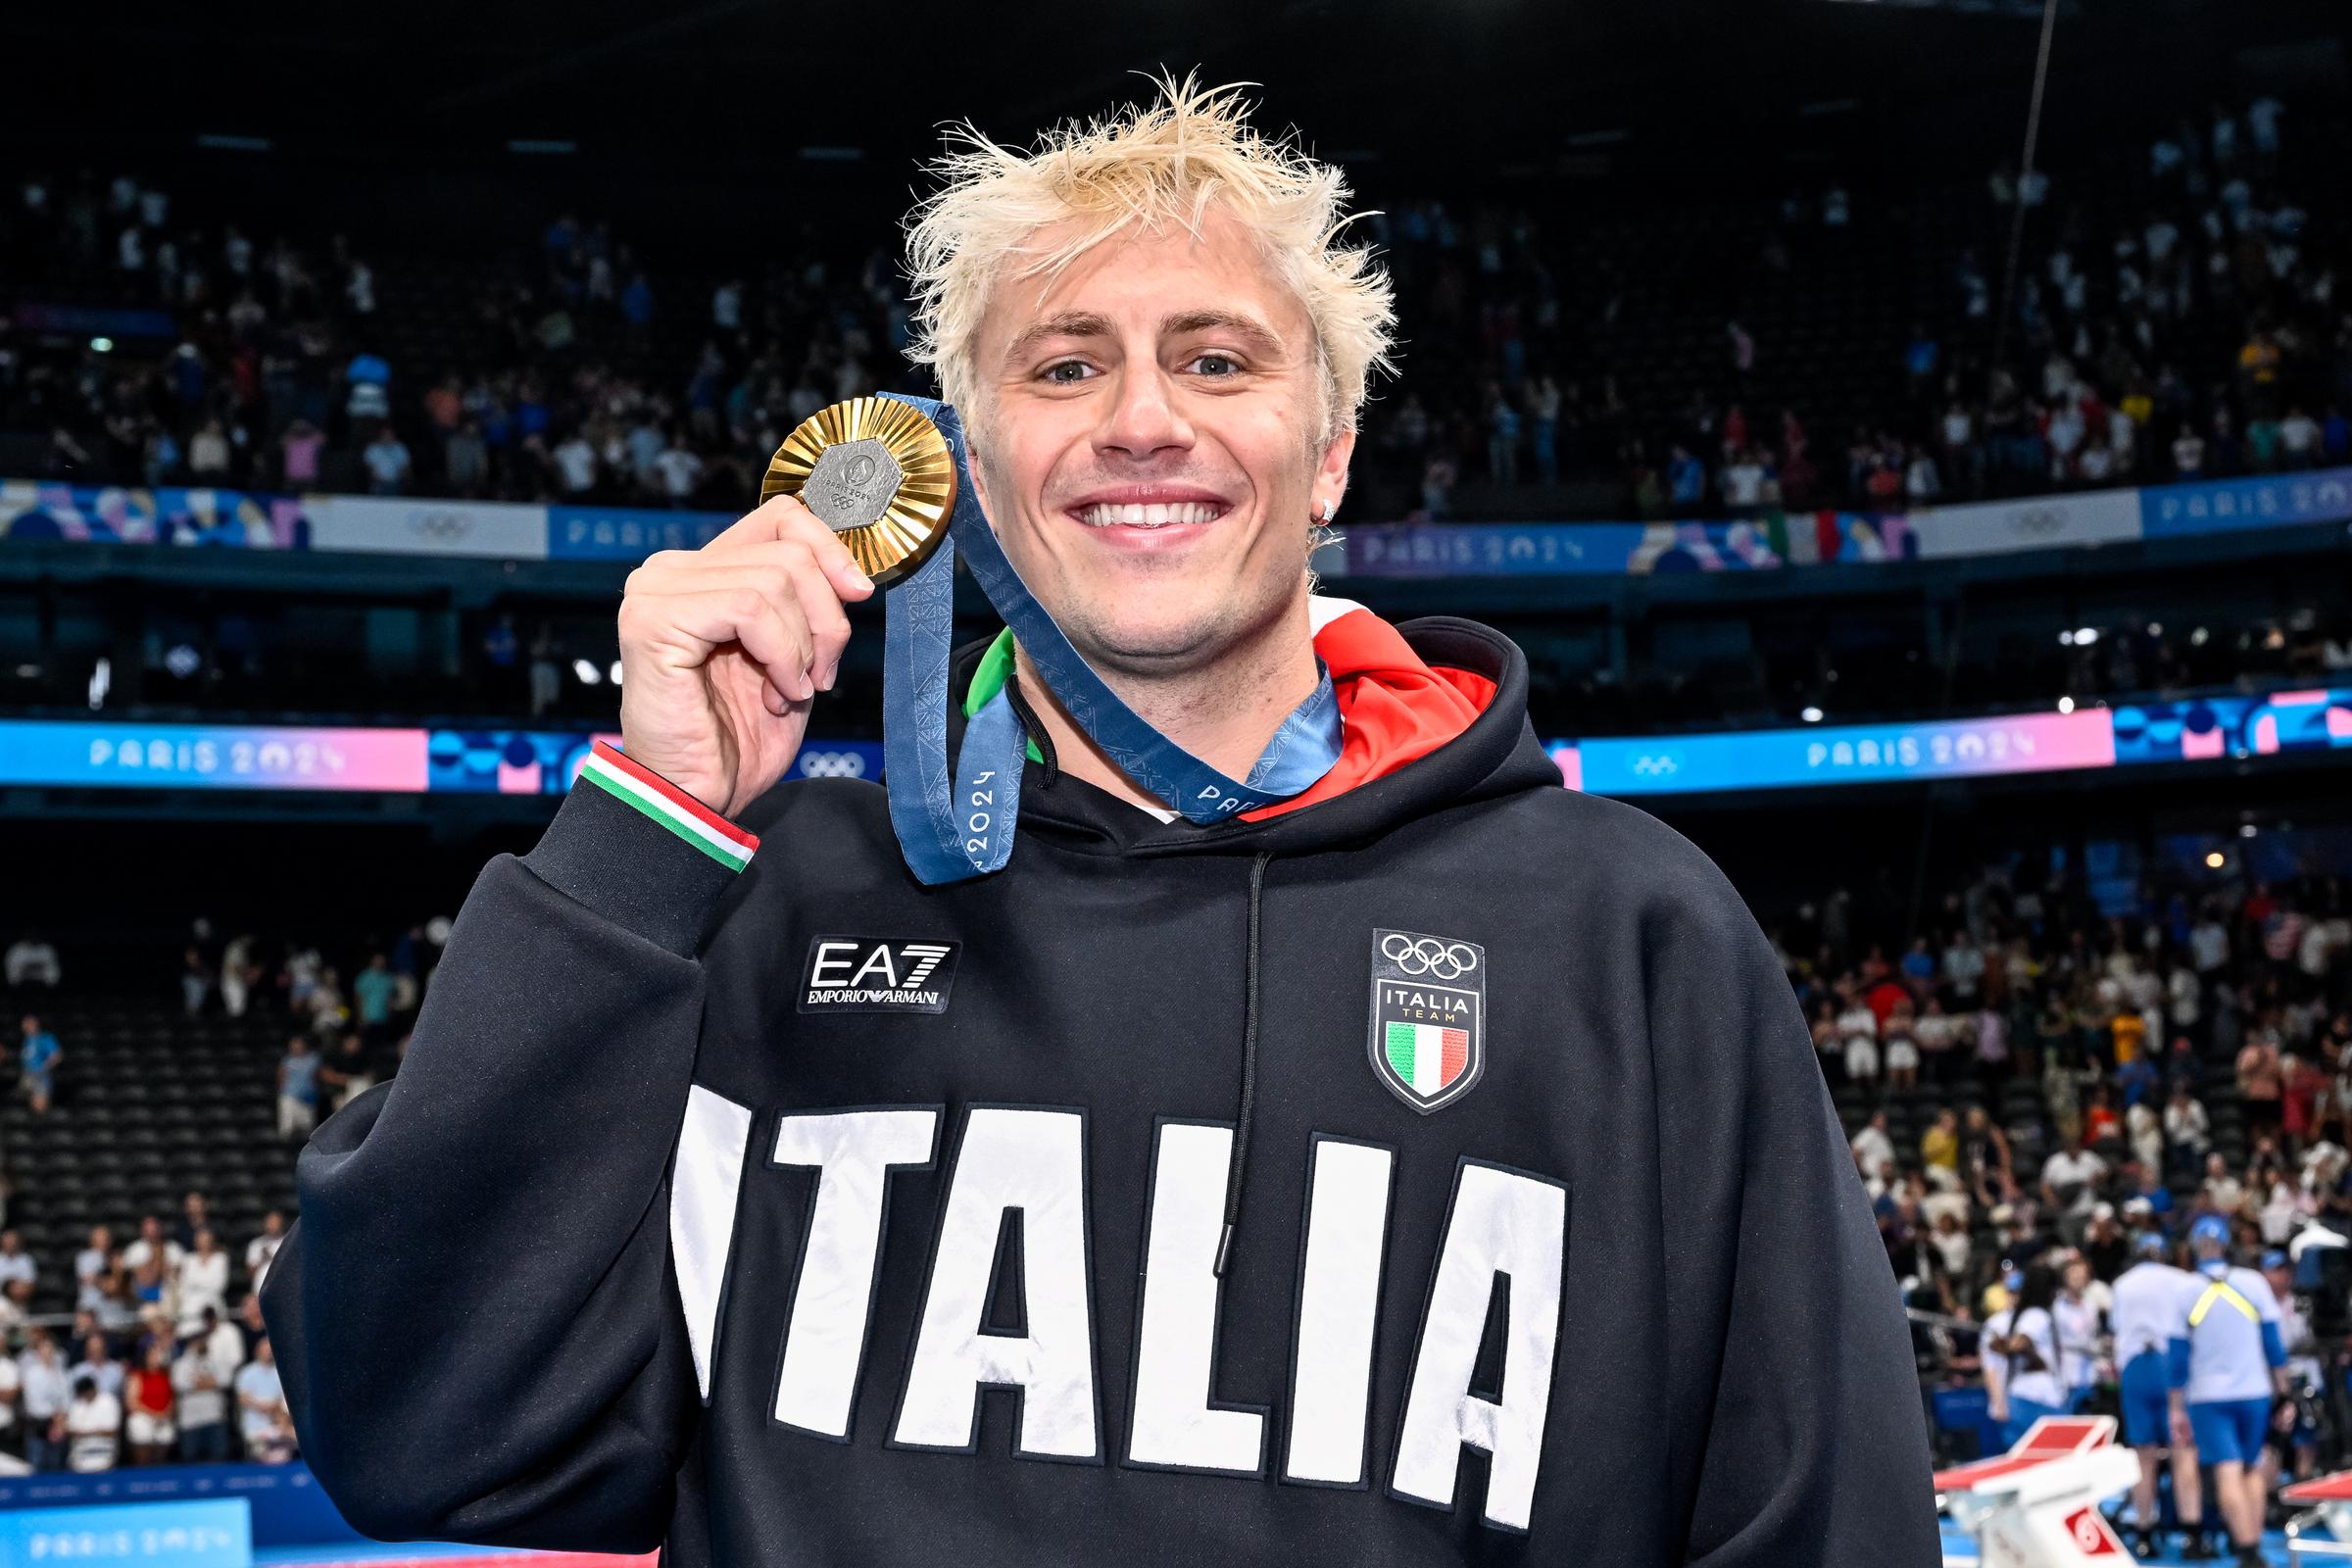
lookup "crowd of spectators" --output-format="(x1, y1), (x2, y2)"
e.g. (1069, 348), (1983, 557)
(2, 97), (2343, 525)
(0, 913), (446, 1470)
(0, 1210), (290, 1472)
(1787, 864), (2352, 1405)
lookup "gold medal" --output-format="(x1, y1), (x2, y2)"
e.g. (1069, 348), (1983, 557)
(760, 397), (957, 588)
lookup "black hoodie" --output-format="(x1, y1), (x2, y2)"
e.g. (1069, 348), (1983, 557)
(261, 614), (1939, 1566)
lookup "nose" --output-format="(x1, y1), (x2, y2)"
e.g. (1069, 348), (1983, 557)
(1095, 359), (1194, 463)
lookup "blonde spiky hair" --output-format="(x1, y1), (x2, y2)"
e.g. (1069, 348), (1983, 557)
(904, 74), (1396, 445)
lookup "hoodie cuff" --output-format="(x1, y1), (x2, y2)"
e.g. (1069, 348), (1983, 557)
(522, 741), (760, 958)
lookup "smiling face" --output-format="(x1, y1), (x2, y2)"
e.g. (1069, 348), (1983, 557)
(965, 211), (1351, 679)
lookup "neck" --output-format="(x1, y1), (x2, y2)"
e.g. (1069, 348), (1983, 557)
(1010, 598), (1321, 813)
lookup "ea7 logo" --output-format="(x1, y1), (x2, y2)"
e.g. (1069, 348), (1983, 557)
(799, 937), (961, 1015)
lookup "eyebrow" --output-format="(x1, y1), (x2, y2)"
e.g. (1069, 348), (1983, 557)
(1000, 308), (1289, 367)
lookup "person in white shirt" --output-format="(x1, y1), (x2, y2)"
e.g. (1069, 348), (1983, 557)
(171, 1330), (234, 1464)
(2110, 1234), (2204, 1558)
(1990, 1262), (2071, 1444)
(174, 1229), (231, 1336)
(67, 1332), (122, 1400)
(1838, 999), (1880, 1084)
(1850, 1110), (1895, 1181)
(17, 1331), (71, 1471)
(0, 1230), (37, 1295)
(2170, 1214), (2288, 1566)
(247, 1212), (288, 1292)
(121, 1215), (184, 1279)
(63, 1375), (121, 1472)
(0, 1348), (18, 1451)
(2168, 1087), (2213, 1168)
(2053, 1255), (2103, 1411)
(235, 1337), (293, 1463)
(2041, 1138), (2107, 1245)
(1981, 1289), (2016, 1441)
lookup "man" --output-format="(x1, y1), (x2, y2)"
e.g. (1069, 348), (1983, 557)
(16, 1330), (69, 1471)
(234, 1336), (293, 1463)
(2170, 1213), (2289, 1568)
(277, 1035), (320, 1140)
(172, 1311), (240, 1464)
(1851, 1107), (1895, 1181)
(18, 1015), (60, 1114)
(264, 80), (1936, 1564)
(2112, 1232), (2201, 1558)
(2041, 1129), (2107, 1248)
(2259, 1249), (2320, 1494)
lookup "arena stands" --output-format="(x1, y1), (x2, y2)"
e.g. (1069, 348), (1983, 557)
(0, 919), (439, 1472)
(5, 93), (2346, 526)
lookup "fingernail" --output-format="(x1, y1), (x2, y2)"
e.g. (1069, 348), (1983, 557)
(850, 567), (874, 592)
(820, 662), (838, 692)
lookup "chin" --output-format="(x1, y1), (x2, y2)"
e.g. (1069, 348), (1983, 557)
(1063, 597), (1234, 672)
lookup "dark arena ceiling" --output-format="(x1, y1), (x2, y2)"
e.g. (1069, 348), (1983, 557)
(2, 0), (2343, 243)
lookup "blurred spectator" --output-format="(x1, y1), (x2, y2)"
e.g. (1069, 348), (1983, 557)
(277, 1035), (320, 1140)
(246, 1212), (287, 1293)
(353, 953), (396, 1042)
(170, 1326), (233, 1463)
(17, 1331), (68, 1470)
(123, 1341), (175, 1466)
(174, 1230), (229, 1336)
(63, 1374), (119, 1472)
(234, 1337), (292, 1463)
(18, 1015), (60, 1114)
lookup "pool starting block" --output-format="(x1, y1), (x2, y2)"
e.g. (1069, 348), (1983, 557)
(2283, 1470), (2352, 1563)
(1936, 1416), (2139, 1566)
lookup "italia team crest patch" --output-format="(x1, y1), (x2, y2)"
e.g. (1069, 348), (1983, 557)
(1367, 929), (1486, 1113)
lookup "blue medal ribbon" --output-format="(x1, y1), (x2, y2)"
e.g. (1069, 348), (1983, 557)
(877, 392), (1344, 885)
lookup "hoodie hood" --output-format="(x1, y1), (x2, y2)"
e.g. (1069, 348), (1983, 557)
(946, 606), (1559, 862)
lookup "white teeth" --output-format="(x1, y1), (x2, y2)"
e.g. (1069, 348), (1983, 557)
(1077, 502), (1222, 527)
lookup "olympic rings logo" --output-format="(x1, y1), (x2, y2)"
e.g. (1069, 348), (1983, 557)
(797, 751), (868, 779)
(1380, 934), (1479, 979)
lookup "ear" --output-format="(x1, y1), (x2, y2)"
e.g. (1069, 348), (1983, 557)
(1311, 423), (1357, 519)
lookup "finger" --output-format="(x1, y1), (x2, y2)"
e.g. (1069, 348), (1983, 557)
(634, 584), (815, 703)
(638, 540), (852, 691)
(724, 540), (856, 691)
(705, 495), (876, 600)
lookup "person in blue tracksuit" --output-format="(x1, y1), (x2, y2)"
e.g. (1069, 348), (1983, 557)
(2110, 1232), (2203, 1559)
(2170, 1214), (2288, 1568)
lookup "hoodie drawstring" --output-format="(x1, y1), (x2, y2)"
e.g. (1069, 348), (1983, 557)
(1216, 851), (1272, 1278)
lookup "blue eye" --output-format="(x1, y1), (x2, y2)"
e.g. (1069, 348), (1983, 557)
(1190, 354), (1239, 376)
(1042, 361), (1094, 385)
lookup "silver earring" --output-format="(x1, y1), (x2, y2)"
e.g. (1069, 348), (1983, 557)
(1318, 499), (1336, 522)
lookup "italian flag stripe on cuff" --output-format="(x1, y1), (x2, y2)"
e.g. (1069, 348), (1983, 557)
(577, 740), (760, 872)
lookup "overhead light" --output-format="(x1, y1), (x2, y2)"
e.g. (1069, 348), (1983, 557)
(572, 659), (603, 685)
(1800, 706), (1825, 723)
(90, 336), (113, 353)
(2146, 622), (2163, 636)
(609, 660), (624, 686)
(2240, 823), (2258, 839)
(13, 662), (37, 678)
(2057, 696), (2075, 713)
(2190, 626), (2210, 646)
(2058, 630), (2075, 646)
(2074, 626), (2100, 646)
(2205, 852), (2226, 869)
(88, 657), (111, 710)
